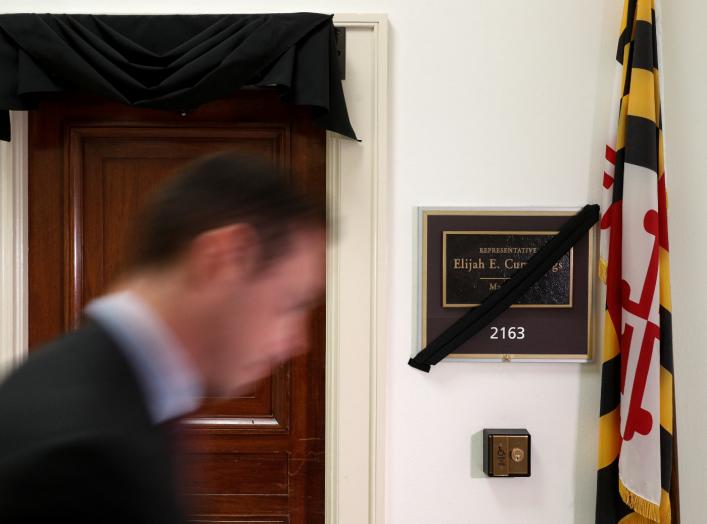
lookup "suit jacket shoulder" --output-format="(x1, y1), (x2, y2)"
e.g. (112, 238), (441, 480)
(0, 323), (186, 524)
(0, 323), (150, 441)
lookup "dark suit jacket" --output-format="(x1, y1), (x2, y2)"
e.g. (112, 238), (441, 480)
(0, 322), (186, 523)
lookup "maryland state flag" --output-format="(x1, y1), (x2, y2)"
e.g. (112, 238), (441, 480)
(596, 0), (676, 522)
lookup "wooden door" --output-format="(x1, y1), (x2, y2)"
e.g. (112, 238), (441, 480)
(28, 91), (326, 524)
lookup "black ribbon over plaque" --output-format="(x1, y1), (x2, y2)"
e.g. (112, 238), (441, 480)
(409, 204), (600, 372)
(0, 13), (357, 141)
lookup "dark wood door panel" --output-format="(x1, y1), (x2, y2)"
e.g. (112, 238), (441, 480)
(28, 91), (325, 523)
(195, 365), (289, 431)
(28, 90), (320, 348)
(184, 453), (290, 494)
(68, 124), (291, 327)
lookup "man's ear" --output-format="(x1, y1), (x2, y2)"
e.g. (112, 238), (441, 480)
(186, 224), (261, 284)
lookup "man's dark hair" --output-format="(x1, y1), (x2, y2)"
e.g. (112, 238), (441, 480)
(130, 152), (325, 270)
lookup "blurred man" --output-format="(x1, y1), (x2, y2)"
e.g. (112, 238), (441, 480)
(0, 153), (326, 523)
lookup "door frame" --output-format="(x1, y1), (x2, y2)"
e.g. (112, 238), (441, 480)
(0, 14), (388, 524)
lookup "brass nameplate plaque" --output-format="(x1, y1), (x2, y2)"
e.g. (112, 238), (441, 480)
(419, 209), (595, 362)
(443, 231), (574, 308)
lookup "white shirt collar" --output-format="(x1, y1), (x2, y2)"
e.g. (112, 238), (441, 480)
(85, 291), (203, 424)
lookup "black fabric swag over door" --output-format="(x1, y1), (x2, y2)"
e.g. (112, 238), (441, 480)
(0, 13), (356, 141)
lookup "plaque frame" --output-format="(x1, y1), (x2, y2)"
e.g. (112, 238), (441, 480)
(417, 208), (596, 363)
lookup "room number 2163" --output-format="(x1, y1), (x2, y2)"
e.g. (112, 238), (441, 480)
(489, 326), (525, 340)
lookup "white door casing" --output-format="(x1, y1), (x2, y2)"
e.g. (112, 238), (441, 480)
(0, 111), (27, 379)
(326, 14), (388, 524)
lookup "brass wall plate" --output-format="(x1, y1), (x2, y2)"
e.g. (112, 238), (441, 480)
(483, 428), (531, 477)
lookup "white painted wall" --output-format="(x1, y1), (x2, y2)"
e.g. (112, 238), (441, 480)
(386, 2), (616, 523)
(661, 3), (707, 523)
(1, 0), (705, 522)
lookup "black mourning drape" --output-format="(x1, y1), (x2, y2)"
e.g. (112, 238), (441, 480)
(0, 13), (357, 141)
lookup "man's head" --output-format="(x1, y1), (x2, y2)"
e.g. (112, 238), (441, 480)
(126, 153), (326, 395)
